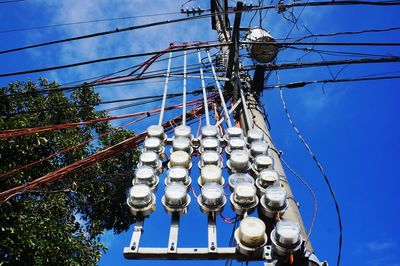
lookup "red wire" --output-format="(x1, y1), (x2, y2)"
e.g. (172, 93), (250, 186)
(0, 104), (207, 203)
(0, 96), (208, 138)
(0, 115), (150, 181)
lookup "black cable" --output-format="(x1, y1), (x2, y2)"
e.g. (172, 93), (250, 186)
(0, 42), (227, 78)
(241, 41), (400, 46)
(1, 1), (399, 55)
(0, 11), (186, 34)
(266, 56), (400, 71)
(281, 158), (318, 240)
(4, 89), (206, 116)
(0, 13), (222, 55)
(289, 26), (400, 42)
(264, 74), (400, 89)
(276, 72), (342, 266)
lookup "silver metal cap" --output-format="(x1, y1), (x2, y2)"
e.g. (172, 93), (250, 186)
(227, 150), (250, 171)
(198, 165), (223, 186)
(163, 183), (189, 207)
(169, 151), (191, 169)
(200, 183), (225, 207)
(172, 137), (192, 153)
(174, 125), (192, 139)
(237, 217), (267, 247)
(139, 151), (160, 168)
(147, 125), (166, 140)
(200, 137), (220, 152)
(200, 151), (222, 167)
(247, 128), (264, 144)
(253, 154), (273, 171)
(166, 166), (189, 184)
(274, 219), (301, 247)
(134, 166), (157, 186)
(250, 140), (269, 158)
(128, 184), (153, 208)
(144, 137), (163, 154)
(258, 169), (279, 187)
(228, 173), (254, 191)
(233, 183), (257, 206)
(224, 127), (244, 140)
(201, 125), (219, 138)
(226, 137), (246, 154)
(264, 184), (287, 209)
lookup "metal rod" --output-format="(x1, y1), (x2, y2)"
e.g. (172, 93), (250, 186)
(197, 49), (210, 126)
(158, 52), (173, 125)
(206, 49), (232, 127)
(167, 213), (180, 253)
(182, 49), (187, 125)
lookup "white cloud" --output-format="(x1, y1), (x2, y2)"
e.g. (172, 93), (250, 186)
(367, 240), (396, 252)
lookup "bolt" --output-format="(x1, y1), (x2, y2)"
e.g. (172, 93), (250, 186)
(131, 243), (136, 251)
(211, 242), (216, 250)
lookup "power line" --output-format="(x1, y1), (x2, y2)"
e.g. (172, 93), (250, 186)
(0, 12), (223, 55)
(1, 1), (400, 55)
(265, 74), (400, 89)
(288, 26), (400, 42)
(3, 88), (208, 116)
(276, 72), (342, 266)
(281, 158), (318, 240)
(0, 42), (226, 78)
(241, 41), (400, 46)
(0, 11), (186, 34)
(267, 56), (400, 70)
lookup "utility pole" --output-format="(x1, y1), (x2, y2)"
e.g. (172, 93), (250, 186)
(213, 0), (323, 264)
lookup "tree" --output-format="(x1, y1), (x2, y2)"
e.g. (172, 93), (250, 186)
(0, 79), (139, 265)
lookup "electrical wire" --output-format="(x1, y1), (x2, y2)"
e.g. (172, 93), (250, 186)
(0, 115), (151, 181)
(0, 96), (208, 137)
(281, 158), (318, 240)
(263, 74), (400, 89)
(276, 71), (342, 266)
(289, 26), (400, 42)
(0, 103), (206, 203)
(0, 42), (227, 78)
(1, 1), (398, 55)
(0, 11), (186, 34)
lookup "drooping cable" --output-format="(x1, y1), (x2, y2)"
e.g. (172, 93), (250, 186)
(197, 49), (211, 125)
(158, 52), (173, 125)
(206, 49), (232, 127)
(281, 158), (318, 240)
(276, 71), (342, 266)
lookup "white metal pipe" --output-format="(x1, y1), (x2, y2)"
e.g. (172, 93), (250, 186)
(197, 49), (210, 126)
(182, 49), (187, 125)
(158, 52), (173, 126)
(206, 49), (232, 127)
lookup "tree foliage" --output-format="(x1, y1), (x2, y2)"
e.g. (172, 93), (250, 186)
(0, 79), (139, 265)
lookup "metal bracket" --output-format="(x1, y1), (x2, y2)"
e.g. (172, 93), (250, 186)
(167, 213), (180, 253)
(129, 217), (144, 253)
(208, 213), (218, 253)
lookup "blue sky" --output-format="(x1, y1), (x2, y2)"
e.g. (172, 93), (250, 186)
(1, 0), (400, 265)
